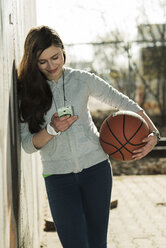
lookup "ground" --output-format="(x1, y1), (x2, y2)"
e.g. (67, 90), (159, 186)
(40, 175), (166, 248)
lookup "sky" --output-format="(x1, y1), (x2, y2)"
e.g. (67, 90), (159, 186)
(36, 0), (166, 61)
(36, 0), (166, 44)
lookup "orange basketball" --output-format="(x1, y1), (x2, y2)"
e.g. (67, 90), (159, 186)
(99, 111), (150, 161)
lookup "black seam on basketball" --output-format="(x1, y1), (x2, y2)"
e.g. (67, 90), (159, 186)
(106, 119), (124, 146)
(100, 137), (125, 160)
(100, 137), (117, 148)
(123, 116), (145, 145)
(108, 150), (124, 160)
(105, 120), (133, 156)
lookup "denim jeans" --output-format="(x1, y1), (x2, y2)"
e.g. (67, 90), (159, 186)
(44, 160), (113, 248)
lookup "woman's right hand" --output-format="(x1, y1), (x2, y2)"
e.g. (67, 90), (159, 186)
(50, 113), (78, 132)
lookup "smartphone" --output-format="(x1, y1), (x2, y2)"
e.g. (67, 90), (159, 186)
(57, 106), (74, 117)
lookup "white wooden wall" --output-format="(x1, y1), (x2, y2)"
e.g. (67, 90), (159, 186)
(0, 0), (45, 247)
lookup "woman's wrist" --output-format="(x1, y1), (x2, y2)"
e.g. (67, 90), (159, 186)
(151, 130), (161, 144)
(45, 123), (61, 136)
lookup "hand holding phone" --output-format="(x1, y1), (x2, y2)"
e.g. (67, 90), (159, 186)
(51, 110), (77, 132)
(57, 106), (74, 117)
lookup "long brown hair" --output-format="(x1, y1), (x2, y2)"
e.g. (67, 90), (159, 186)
(18, 26), (66, 133)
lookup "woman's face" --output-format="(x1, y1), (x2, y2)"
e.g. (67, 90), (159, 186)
(37, 44), (64, 82)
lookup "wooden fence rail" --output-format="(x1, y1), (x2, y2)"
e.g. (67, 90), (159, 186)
(148, 137), (166, 158)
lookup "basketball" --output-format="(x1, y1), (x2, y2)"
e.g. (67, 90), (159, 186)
(99, 111), (150, 161)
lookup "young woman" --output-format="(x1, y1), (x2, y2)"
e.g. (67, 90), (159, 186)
(18, 26), (160, 248)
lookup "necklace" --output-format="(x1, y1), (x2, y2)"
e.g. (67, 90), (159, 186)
(62, 72), (67, 104)
(52, 69), (67, 109)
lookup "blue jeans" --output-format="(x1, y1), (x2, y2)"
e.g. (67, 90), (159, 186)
(44, 160), (112, 248)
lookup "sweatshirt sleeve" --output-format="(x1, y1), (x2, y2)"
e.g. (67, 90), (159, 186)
(20, 122), (39, 154)
(84, 71), (142, 113)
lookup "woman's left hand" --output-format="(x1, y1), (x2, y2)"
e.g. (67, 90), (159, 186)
(132, 132), (157, 160)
